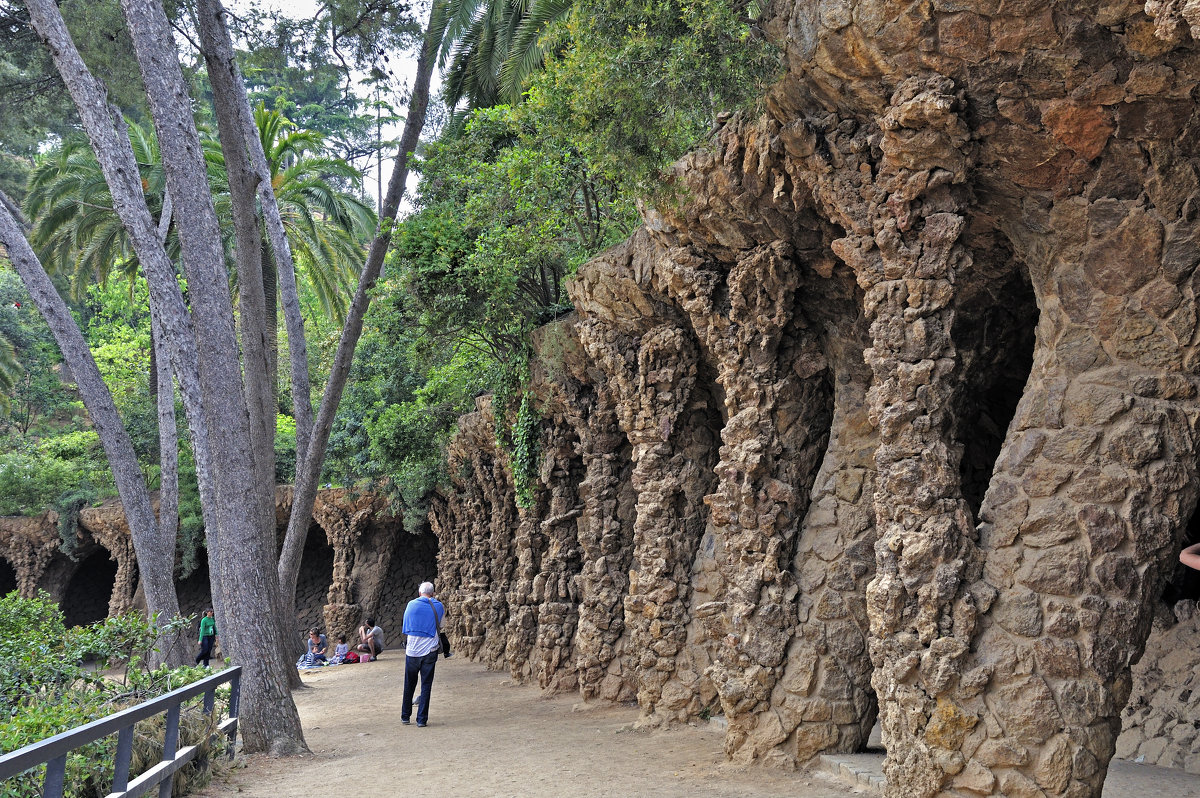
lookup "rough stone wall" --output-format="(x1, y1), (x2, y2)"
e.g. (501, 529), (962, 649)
(432, 0), (1200, 795)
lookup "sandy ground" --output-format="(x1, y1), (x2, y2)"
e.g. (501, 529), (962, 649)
(194, 655), (869, 798)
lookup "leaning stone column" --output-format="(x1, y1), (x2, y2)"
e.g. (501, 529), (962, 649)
(652, 240), (834, 759)
(529, 422), (585, 689)
(945, 190), (1200, 797)
(774, 322), (880, 765)
(0, 513), (60, 599)
(316, 492), (362, 642)
(577, 317), (702, 724)
(571, 395), (637, 701)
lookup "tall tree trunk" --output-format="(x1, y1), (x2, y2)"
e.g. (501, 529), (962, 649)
(278, 0), (443, 619)
(117, 0), (304, 755)
(193, 0), (313, 468)
(193, 0), (302, 688)
(196, 0), (276, 561)
(0, 202), (188, 666)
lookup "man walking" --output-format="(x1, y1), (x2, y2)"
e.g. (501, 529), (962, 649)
(401, 581), (445, 727)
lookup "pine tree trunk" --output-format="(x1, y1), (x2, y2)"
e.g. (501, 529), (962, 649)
(0, 204), (188, 666)
(117, 0), (305, 755)
(22, 0), (202, 666)
(193, 0), (302, 689)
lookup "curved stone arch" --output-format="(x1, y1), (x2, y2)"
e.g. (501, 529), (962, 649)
(79, 502), (138, 616)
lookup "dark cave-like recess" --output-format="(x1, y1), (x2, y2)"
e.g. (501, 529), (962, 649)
(0, 558), (16, 596)
(61, 551), (117, 627)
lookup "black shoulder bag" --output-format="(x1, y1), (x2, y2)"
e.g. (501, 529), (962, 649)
(425, 598), (452, 659)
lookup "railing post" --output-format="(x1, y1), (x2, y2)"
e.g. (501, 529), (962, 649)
(157, 704), (181, 798)
(226, 670), (241, 759)
(112, 725), (134, 791)
(41, 754), (65, 798)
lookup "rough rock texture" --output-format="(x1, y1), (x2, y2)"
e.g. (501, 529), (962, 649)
(433, 0), (1200, 795)
(0, 512), (59, 598)
(1116, 600), (1200, 773)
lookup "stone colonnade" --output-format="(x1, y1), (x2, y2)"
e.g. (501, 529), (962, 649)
(0, 487), (430, 646)
(431, 0), (1200, 795)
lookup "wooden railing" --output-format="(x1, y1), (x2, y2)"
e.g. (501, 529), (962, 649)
(0, 665), (241, 798)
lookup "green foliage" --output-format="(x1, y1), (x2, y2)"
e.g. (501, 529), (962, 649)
(0, 594), (216, 798)
(508, 391), (540, 508)
(525, 0), (780, 190)
(325, 277), (497, 529)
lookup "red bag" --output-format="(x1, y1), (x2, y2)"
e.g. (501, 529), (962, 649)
(344, 651), (359, 663)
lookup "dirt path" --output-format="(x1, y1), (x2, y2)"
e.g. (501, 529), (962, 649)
(195, 656), (868, 797)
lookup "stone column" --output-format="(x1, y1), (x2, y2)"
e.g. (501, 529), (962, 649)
(0, 513), (60, 599)
(944, 191), (1200, 797)
(831, 78), (985, 798)
(529, 422), (585, 690)
(577, 318), (704, 724)
(316, 492), (362, 642)
(572, 396), (638, 701)
(437, 401), (519, 667)
(651, 240), (835, 759)
(774, 323), (881, 765)
(79, 506), (139, 616)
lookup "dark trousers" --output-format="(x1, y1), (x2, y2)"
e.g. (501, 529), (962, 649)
(402, 650), (439, 724)
(196, 635), (215, 667)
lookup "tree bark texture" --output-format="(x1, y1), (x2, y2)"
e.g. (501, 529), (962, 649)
(117, 0), (304, 754)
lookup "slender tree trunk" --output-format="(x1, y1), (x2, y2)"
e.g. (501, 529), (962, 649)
(193, 0), (314, 467)
(118, 0), (305, 755)
(279, 0), (443, 617)
(0, 202), (188, 665)
(197, 0), (276, 553)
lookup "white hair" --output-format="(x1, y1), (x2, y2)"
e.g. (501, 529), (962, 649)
(419, 581), (435, 596)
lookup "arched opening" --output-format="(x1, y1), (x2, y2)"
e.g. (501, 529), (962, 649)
(296, 521), (334, 635)
(0, 558), (16, 596)
(953, 266), (1039, 518)
(60, 550), (118, 627)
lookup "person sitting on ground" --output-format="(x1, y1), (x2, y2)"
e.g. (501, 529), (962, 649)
(355, 618), (384, 659)
(305, 628), (328, 663)
(330, 635), (350, 664)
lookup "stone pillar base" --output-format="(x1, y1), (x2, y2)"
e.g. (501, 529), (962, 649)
(323, 602), (362, 645)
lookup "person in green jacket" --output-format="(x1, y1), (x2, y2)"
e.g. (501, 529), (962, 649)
(195, 609), (218, 667)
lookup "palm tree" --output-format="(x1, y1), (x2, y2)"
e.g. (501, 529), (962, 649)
(439, 0), (572, 121)
(203, 105), (376, 402)
(24, 124), (174, 294)
(25, 110), (373, 336)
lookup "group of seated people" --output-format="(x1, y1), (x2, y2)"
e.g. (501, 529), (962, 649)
(298, 618), (384, 667)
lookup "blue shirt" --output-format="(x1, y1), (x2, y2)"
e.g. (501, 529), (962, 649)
(403, 596), (444, 638)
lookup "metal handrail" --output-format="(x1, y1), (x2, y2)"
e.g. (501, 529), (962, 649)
(0, 665), (241, 798)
